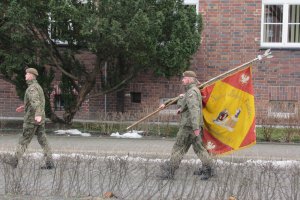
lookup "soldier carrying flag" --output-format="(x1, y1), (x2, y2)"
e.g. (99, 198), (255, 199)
(127, 49), (273, 180)
(157, 70), (214, 180)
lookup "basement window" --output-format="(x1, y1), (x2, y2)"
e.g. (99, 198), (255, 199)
(130, 92), (141, 103)
(268, 100), (298, 118)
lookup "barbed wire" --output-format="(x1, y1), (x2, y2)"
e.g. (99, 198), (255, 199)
(0, 153), (299, 200)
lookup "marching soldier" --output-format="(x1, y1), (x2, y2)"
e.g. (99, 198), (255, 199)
(157, 70), (213, 180)
(7, 68), (54, 169)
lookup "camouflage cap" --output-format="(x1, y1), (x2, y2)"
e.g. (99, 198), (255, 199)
(26, 68), (39, 76)
(182, 70), (197, 78)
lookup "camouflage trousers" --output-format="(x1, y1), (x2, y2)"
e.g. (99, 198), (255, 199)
(169, 126), (212, 170)
(15, 123), (54, 163)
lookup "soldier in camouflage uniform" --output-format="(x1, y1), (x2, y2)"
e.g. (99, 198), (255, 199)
(158, 71), (213, 180)
(8, 68), (54, 169)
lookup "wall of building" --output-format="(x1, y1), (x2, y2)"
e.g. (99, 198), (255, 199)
(0, 0), (299, 124)
(0, 79), (23, 118)
(196, 0), (300, 122)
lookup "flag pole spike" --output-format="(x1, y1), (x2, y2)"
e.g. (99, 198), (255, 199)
(126, 50), (274, 130)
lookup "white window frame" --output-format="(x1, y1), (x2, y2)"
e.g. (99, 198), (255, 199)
(48, 0), (87, 45)
(48, 14), (72, 45)
(261, 0), (300, 48)
(184, 0), (199, 14)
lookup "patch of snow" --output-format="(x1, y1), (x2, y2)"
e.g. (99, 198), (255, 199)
(110, 130), (143, 138)
(54, 129), (91, 137)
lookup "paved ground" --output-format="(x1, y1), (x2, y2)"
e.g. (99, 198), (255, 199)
(0, 133), (300, 161)
(1, 133), (300, 200)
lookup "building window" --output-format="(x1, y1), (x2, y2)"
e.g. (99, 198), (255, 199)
(268, 100), (298, 118)
(54, 94), (64, 111)
(130, 92), (141, 103)
(261, 0), (300, 48)
(184, 0), (199, 14)
(48, 16), (73, 45)
(48, 0), (86, 45)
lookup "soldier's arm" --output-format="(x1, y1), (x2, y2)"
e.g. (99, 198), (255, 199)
(186, 90), (201, 131)
(28, 87), (43, 118)
(159, 96), (181, 109)
(16, 105), (25, 112)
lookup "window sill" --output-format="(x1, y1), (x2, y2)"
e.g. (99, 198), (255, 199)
(259, 46), (300, 51)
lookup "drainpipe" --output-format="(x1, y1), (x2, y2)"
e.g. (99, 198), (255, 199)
(104, 62), (107, 119)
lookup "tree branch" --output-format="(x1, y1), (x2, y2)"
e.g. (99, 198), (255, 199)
(88, 74), (134, 98)
(29, 25), (79, 80)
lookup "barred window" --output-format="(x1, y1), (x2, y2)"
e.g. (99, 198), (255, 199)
(261, 0), (300, 48)
(268, 100), (298, 118)
(288, 5), (300, 43)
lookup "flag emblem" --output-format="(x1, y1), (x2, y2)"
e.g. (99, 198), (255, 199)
(240, 73), (250, 84)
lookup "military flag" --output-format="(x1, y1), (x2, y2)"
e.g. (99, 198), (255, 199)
(200, 66), (256, 155)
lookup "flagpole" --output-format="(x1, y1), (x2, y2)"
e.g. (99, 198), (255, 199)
(199, 49), (272, 89)
(126, 49), (272, 130)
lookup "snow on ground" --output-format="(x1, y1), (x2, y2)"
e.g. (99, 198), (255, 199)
(53, 129), (143, 138)
(54, 129), (91, 137)
(1, 151), (299, 168)
(110, 130), (143, 138)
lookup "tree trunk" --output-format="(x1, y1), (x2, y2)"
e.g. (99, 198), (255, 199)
(63, 70), (97, 124)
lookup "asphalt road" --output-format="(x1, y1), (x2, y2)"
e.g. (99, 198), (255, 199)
(0, 134), (300, 161)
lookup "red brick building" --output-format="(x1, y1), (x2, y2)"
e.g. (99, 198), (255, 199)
(1, 0), (299, 123)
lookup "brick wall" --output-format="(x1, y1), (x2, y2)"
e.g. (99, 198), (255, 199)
(0, 0), (299, 124)
(0, 79), (23, 118)
(111, 0), (300, 122)
(194, 0), (300, 121)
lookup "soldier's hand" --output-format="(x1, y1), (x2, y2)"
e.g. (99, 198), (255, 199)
(194, 129), (200, 136)
(159, 104), (166, 109)
(35, 116), (42, 123)
(16, 105), (25, 112)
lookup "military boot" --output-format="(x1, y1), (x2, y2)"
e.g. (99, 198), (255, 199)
(157, 168), (175, 180)
(156, 161), (175, 180)
(193, 167), (205, 176)
(3, 156), (18, 169)
(40, 160), (55, 170)
(160, 161), (171, 171)
(199, 165), (213, 180)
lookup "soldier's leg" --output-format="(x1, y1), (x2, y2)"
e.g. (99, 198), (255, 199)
(36, 124), (54, 168)
(158, 127), (191, 179)
(192, 130), (214, 180)
(169, 127), (192, 170)
(192, 135), (212, 166)
(15, 125), (36, 162)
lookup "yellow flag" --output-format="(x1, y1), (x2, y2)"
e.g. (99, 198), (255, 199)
(201, 66), (256, 155)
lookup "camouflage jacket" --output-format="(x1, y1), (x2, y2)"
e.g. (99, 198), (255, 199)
(177, 83), (203, 130)
(24, 80), (45, 125)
